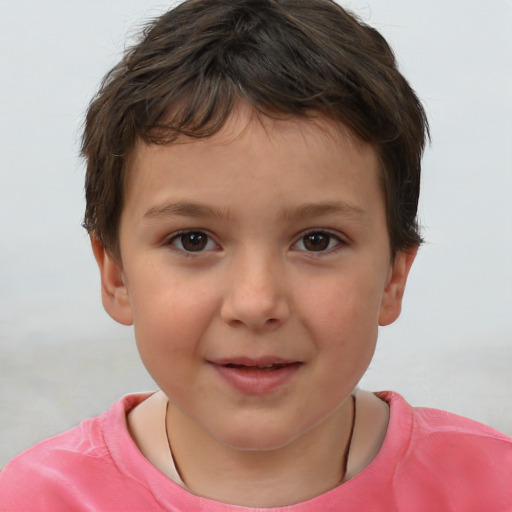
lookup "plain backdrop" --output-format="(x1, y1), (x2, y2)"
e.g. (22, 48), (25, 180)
(0, 0), (511, 467)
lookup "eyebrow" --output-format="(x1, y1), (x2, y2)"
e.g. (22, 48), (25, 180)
(143, 201), (231, 221)
(143, 200), (368, 224)
(281, 201), (369, 223)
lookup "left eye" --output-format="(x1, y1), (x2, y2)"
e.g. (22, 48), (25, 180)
(169, 231), (218, 253)
(293, 232), (343, 252)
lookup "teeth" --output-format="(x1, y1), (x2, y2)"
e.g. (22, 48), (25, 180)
(224, 363), (284, 370)
(259, 364), (286, 370)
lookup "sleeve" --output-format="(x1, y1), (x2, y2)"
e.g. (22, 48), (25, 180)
(0, 454), (83, 512)
(0, 417), (115, 512)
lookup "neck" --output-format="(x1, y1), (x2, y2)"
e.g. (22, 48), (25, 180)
(166, 397), (355, 507)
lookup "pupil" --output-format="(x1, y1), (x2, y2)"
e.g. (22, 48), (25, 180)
(182, 232), (207, 251)
(304, 233), (329, 251)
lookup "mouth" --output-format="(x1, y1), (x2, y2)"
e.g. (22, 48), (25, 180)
(209, 358), (302, 394)
(211, 356), (301, 370)
(223, 362), (293, 372)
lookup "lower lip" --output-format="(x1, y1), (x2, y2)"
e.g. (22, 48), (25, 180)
(211, 363), (302, 395)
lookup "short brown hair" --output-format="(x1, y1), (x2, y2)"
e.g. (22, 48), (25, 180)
(82, 0), (429, 258)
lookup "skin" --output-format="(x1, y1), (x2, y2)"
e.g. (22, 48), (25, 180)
(92, 106), (416, 507)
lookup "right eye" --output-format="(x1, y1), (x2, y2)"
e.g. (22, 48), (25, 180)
(169, 231), (218, 253)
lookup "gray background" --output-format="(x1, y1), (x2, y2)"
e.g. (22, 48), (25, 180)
(1, 0), (511, 467)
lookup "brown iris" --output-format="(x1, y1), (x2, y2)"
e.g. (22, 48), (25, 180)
(180, 232), (208, 251)
(303, 233), (330, 251)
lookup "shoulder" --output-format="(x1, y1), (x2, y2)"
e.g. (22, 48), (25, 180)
(378, 391), (512, 510)
(381, 390), (512, 448)
(0, 394), (151, 512)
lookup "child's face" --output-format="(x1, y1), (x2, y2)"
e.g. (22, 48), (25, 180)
(94, 106), (415, 451)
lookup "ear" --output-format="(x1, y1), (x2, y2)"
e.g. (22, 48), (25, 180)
(90, 236), (133, 326)
(378, 246), (418, 326)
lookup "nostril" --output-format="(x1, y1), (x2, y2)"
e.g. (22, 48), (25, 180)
(220, 292), (290, 330)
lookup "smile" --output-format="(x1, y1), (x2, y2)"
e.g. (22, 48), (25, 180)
(224, 363), (289, 371)
(209, 359), (302, 394)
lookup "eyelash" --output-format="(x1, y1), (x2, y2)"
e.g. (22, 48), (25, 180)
(167, 230), (219, 255)
(292, 230), (346, 255)
(166, 229), (346, 255)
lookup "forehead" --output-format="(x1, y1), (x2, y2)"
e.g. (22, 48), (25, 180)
(123, 107), (383, 221)
(128, 106), (377, 176)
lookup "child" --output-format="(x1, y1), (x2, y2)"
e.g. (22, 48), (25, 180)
(1, 0), (510, 510)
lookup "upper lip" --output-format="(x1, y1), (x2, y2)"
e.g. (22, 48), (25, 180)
(209, 356), (300, 367)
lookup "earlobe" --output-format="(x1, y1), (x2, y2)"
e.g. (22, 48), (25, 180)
(90, 236), (133, 326)
(378, 247), (417, 327)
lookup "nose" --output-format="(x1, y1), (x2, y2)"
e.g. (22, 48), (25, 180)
(220, 249), (290, 331)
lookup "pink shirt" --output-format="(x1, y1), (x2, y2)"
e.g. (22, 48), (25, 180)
(1, 391), (511, 511)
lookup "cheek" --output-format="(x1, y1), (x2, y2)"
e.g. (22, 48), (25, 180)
(130, 264), (218, 327)
(300, 271), (385, 335)
(129, 275), (219, 370)
(297, 270), (384, 384)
